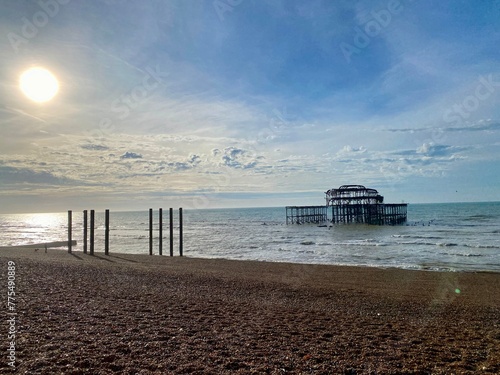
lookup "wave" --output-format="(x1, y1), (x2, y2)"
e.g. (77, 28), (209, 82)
(271, 239), (293, 244)
(393, 240), (500, 250)
(331, 241), (385, 247)
(395, 241), (438, 246)
(0, 224), (29, 228)
(439, 252), (483, 257)
(458, 253), (483, 257)
(463, 243), (500, 249)
(392, 234), (443, 240)
(464, 214), (499, 221)
(437, 242), (500, 250)
(300, 241), (315, 245)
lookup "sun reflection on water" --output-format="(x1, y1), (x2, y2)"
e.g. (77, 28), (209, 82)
(1, 212), (67, 246)
(23, 213), (66, 229)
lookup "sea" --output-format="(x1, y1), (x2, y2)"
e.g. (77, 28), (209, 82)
(1, 202), (499, 272)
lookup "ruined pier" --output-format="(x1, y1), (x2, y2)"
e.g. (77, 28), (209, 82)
(286, 185), (407, 225)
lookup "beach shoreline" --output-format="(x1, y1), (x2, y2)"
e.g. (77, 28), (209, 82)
(1, 248), (499, 373)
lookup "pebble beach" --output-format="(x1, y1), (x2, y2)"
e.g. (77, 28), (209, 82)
(1, 248), (499, 374)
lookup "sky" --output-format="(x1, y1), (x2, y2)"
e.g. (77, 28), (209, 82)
(0, 0), (499, 213)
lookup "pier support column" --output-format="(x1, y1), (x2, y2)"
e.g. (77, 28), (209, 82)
(179, 208), (183, 257)
(149, 208), (153, 256)
(68, 210), (72, 254)
(159, 208), (163, 256)
(90, 210), (95, 256)
(105, 209), (110, 255)
(169, 208), (174, 257)
(83, 210), (88, 254)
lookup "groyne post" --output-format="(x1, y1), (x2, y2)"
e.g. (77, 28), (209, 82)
(179, 207), (183, 257)
(90, 210), (95, 255)
(105, 209), (110, 255)
(68, 210), (72, 253)
(159, 208), (163, 256)
(169, 208), (174, 257)
(149, 208), (153, 255)
(83, 210), (88, 254)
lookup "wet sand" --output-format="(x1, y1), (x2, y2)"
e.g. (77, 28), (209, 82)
(1, 248), (499, 374)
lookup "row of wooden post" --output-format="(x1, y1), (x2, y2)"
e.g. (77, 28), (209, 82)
(67, 208), (183, 256)
(148, 208), (183, 256)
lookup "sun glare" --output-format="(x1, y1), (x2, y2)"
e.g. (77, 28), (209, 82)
(19, 67), (59, 103)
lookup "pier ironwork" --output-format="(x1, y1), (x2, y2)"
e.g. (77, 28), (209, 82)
(286, 185), (407, 225)
(286, 206), (327, 225)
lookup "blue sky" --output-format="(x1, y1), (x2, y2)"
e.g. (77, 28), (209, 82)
(0, 0), (499, 213)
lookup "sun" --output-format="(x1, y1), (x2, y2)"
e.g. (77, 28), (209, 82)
(19, 67), (59, 103)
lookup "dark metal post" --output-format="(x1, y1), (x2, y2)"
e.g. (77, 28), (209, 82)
(149, 208), (153, 255)
(90, 210), (95, 255)
(83, 210), (88, 254)
(68, 210), (72, 253)
(105, 209), (110, 255)
(169, 208), (174, 257)
(159, 208), (163, 256)
(179, 208), (183, 257)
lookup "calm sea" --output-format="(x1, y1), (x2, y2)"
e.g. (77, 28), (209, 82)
(1, 202), (499, 272)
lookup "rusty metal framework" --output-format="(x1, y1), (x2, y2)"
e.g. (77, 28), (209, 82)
(325, 185), (384, 206)
(325, 185), (406, 225)
(286, 185), (407, 226)
(285, 206), (327, 225)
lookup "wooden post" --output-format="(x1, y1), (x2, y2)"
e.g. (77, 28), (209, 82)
(159, 208), (163, 256)
(90, 210), (95, 255)
(105, 209), (110, 255)
(149, 208), (153, 255)
(179, 208), (183, 257)
(169, 208), (174, 257)
(68, 210), (72, 253)
(83, 210), (88, 254)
